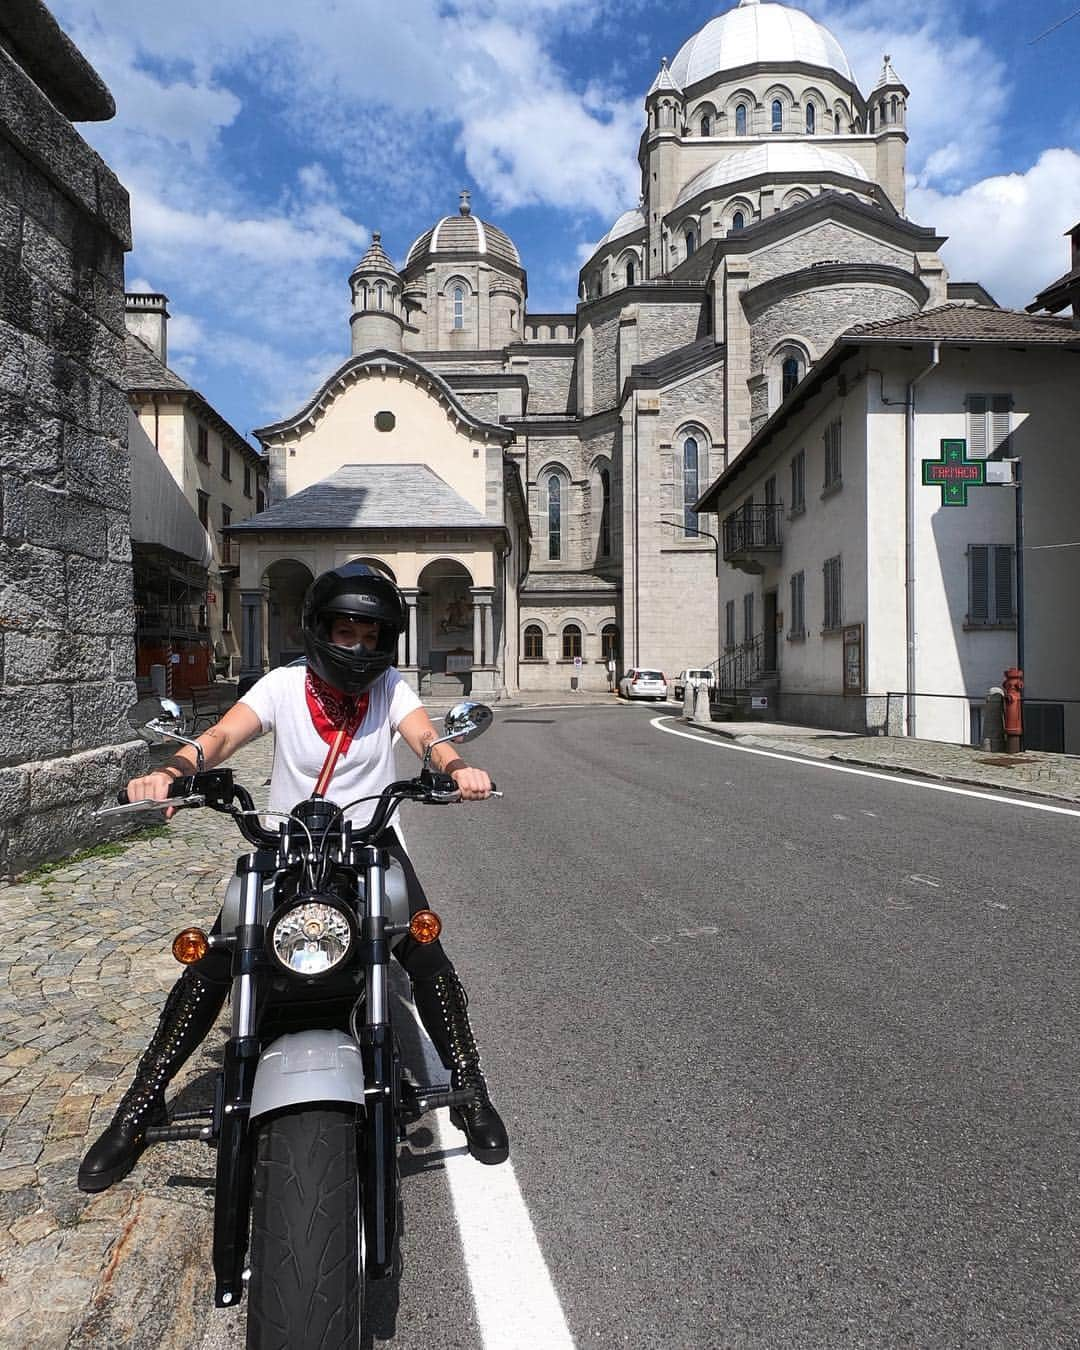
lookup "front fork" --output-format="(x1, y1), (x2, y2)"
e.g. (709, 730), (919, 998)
(212, 849), (274, 1308)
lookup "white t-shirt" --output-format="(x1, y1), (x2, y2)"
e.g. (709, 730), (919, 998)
(240, 665), (423, 829)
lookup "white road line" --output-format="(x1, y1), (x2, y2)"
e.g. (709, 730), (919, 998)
(651, 717), (1080, 820)
(406, 1007), (576, 1350)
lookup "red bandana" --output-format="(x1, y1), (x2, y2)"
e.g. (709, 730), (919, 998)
(305, 668), (370, 750)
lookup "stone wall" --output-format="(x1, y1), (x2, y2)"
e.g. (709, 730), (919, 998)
(635, 300), (703, 366)
(748, 220), (912, 287)
(750, 284), (918, 371)
(0, 37), (142, 877)
(524, 351), (574, 414)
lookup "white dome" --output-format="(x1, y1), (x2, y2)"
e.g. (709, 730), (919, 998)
(675, 143), (869, 207)
(599, 208), (646, 248)
(669, 1), (853, 90)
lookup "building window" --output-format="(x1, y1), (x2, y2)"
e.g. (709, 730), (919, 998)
(221, 443), (231, 480)
(596, 272), (603, 297)
(197, 490), (209, 529)
(806, 103), (815, 134)
(625, 259), (635, 286)
(731, 211), (745, 232)
(256, 488), (265, 513)
(764, 475), (778, 545)
(790, 449), (805, 513)
(601, 624), (619, 663)
(824, 420), (842, 489)
(222, 593), (232, 634)
(685, 230), (696, 256)
(547, 473), (562, 560)
(221, 502), (231, 530)
(967, 545), (1015, 626)
(823, 555), (842, 630)
(524, 624), (544, 660)
(375, 281), (386, 311)
(725, 599), (736, 650)
(966, 394), (1012, 459)
(700, 113), (711, 136)
(781, 356), (801, 398)
(891, 95), (899, 122)
(772, 100), (783, 132)
(789, 570), (805, 638)
(735, 103), (747, 136)
(243, 463), (252, 497)
(599, 467), (611, 556)
(198, 603), (208, 631)
(453, 286), (465, 329)
(743, 591), (755, 644)
(682, 435), (700, 533)
(197, 425), (209, 461)
(561, 624), (582, 660)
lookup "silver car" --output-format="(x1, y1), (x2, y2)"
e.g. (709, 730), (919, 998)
(618, 668), (669, 701)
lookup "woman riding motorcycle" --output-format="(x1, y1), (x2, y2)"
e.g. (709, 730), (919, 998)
(78, 562), (509, 1193)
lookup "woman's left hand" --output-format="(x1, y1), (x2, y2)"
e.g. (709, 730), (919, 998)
(450, 766), (492, 801)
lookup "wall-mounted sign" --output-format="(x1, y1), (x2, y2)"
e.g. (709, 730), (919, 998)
(842, 623), (864, 695)
(922, 438), (986, 506)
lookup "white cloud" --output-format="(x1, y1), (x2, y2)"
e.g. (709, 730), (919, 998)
(909, 148), (1080, 308)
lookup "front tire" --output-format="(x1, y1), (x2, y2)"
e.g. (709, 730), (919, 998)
(247, 1107), (362, 1350)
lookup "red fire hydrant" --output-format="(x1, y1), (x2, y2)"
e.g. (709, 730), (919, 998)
(1002, 667), (1024, 753)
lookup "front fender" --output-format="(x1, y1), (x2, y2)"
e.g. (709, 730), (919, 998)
(249, 1030), (366, 1120)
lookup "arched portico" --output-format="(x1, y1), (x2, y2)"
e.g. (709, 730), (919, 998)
(263, 558), (314, 668)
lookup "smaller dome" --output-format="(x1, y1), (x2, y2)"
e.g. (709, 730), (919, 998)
(674, 144), (869, 208)
(598, 207), (646, 249)
(405, 191), (521, 271)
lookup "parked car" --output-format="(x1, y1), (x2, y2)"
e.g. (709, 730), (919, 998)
(618, 668), (669, 701)
(673, 668), (715, 701)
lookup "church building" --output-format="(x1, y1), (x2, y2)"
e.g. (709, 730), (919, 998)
(229, 0), (966, 700)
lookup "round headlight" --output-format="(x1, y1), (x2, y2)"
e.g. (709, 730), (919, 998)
(269, 899), (355, 977)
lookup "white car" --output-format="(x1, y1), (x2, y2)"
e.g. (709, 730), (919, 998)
(673, 668), (715, 701)
(618, 668), (669, 701)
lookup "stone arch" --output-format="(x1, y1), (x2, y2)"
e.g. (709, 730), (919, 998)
(673, 422), (709, 537)
(767, 337), (813, 413)
(675, 215), (699, 262)
(538, 461), (572, 561)
(724, 196), (754, 234)
(764, 83), (794, 132)
(615, 247), (641, 288)
(442, 274), (473, 332)
(344, 555), (396, 581)
(723, 88), (757, 136)
(693, 100), (717, 136)
(588, 454), (614, 560)
(417, 557), (476, 688)
(781, 188), (812, 210)
(261, 557), (315, 668)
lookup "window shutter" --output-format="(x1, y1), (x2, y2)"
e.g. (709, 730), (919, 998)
(991, 395), (1012, 455)
(993, 545), (1014, 623)
(968, 545), (989, 623)
(966, 395), (988, 459)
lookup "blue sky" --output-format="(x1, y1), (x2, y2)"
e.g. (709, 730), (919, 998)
(53, 0), (1080, 448)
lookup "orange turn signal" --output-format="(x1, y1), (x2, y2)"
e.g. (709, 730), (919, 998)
(409, 909), (442, 945)
(172, 927), (210, 964)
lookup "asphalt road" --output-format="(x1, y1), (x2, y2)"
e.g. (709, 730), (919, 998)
(371, 701), (1080, 1350)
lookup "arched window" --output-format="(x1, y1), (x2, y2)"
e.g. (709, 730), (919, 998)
(599, 467), (611, 556)
(700, 114), (711, 136)
(772, 100), (783, 132)
(601, 624), (619, 663)
(547, 474), (562, 560)
(805, 103), (815, 134)
(683, 435), (699, 533)
(685, 230), (696, 257)
(833, 111), (840, 134)
(891, 95), (899, 122)
(561, 624), (582, 661)
(869, 106), (876, 132)
(782, 356), (801, 398)
(523, 625), (544, 661)
(595, 272), (603, 297)
(358, 282), (368, 311)
(375, 281), (385, 311)
(735, 103), (747, 136)
(731, 211), (745, 232)
(626, 258), (635, 287)
(453, 285), (465, 329)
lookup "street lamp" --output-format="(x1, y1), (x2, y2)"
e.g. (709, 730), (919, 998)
(656, 516), (720, 575)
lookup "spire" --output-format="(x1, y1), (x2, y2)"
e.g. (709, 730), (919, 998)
(875, 52), (904, 89)
(459, 188), (472, 216)
(647, 55), (682, 96)
(351, 229), (398, 279)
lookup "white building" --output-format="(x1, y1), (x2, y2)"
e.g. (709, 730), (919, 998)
(695, 304), (1080, 751)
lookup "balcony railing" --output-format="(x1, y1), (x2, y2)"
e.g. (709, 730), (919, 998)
(722, 504), (784, 573)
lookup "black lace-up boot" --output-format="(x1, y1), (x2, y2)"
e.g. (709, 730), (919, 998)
(412, 966), (509, 1165)
(77, 968), (226, 1193)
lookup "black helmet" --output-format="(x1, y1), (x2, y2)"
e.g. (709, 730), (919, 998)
(300, 562), (405, 694)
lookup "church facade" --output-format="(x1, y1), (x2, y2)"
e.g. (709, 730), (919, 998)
(231, 0), (966, 700)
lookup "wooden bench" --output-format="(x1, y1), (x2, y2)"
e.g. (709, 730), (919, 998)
(189, 683), (236, 731)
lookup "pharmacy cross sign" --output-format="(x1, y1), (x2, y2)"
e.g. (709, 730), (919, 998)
(922, 438), (986, 506)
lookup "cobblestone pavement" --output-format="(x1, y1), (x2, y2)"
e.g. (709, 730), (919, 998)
(0, 738), (276, 1350)
(696, 719), (1080, 803)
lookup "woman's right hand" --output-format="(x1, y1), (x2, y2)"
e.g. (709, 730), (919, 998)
(125, 770), (181, 819)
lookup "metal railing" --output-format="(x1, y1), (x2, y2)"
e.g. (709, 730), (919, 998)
(722, 505), (784, 558)
(710, 632), (765, 697)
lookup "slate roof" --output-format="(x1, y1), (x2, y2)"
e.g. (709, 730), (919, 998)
(124, 333), (191, 392)
(1028, 265), (1080, 315)
(227, 464), (497, 533)
(844, 303), (1080, 343)
(519, 572), (618, 594)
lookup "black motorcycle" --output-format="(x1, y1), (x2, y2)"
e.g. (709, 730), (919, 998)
(98, 696), (498, 1347)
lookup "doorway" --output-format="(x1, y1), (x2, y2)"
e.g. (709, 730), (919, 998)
(763, 589), (778, 672)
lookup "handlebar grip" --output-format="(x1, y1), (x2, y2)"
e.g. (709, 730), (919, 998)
(489, 781), (497, 793)
(116, 788), (130, 805)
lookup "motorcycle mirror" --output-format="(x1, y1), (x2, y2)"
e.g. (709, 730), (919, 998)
(126, 695), (184, 731)
(443, 701), (493, 744)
